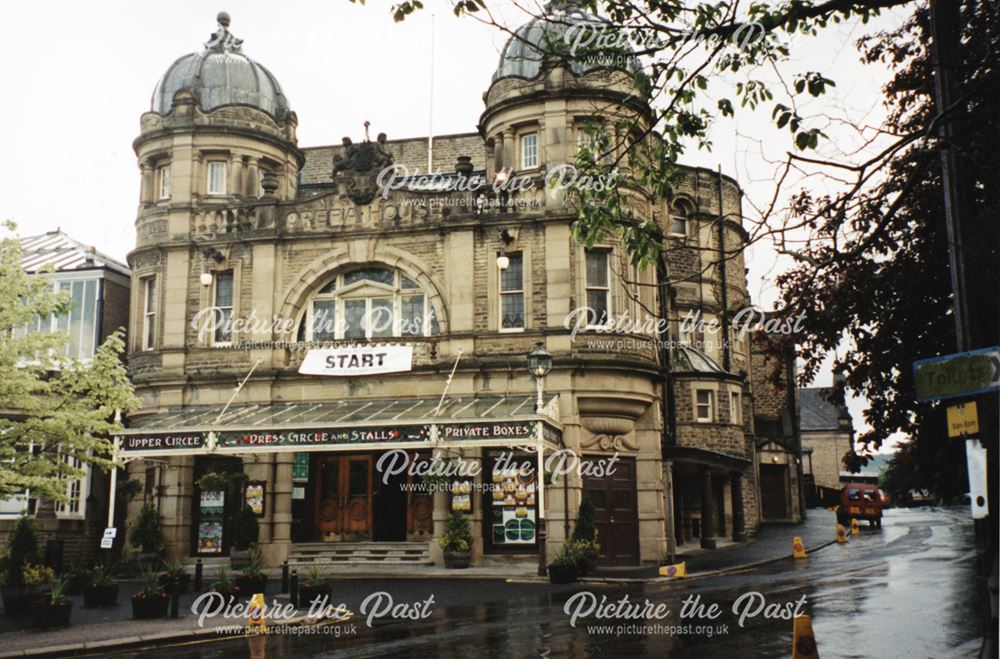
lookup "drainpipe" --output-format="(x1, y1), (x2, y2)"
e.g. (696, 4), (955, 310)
(657, 249), (677, 564)
(716, 167), (731, 372)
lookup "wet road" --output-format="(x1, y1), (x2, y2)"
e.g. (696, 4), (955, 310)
(104, 507), (985, 658)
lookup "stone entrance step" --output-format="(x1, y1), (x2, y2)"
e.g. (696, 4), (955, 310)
(287, 541), (433, 567)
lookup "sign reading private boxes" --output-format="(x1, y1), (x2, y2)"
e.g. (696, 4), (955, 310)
(299, 345), (413, 376)
(440, 422), (535, 442)
(217, 425), (430, 448)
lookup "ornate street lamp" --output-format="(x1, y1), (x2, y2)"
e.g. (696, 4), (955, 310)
(527, 342), (552, 413)
(527, 341), (552, 576)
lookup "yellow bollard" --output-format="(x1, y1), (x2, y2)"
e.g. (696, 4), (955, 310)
(792, 615), (820, 659)
(792, 536), (807, 559)
(836, 524), (849, 544)
(658, 561), (687, 578)
(247, 592), (267, 634)
(850, 518), (860, 536)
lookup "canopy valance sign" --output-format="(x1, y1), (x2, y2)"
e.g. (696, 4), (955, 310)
(116, 395), (561, 458)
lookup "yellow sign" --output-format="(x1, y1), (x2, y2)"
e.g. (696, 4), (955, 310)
(658, 561), (687, 578)
(946, 402), (979, 438)
(836, 524), (848, 544)
(792, 536), (807, 559)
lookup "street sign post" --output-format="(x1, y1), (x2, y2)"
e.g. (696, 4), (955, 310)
(913, 347), (1000, 402)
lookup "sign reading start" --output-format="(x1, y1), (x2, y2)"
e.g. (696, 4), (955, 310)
(298, 345), (413, 377)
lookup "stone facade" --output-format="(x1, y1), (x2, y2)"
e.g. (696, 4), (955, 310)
(120, 12), (786, 568)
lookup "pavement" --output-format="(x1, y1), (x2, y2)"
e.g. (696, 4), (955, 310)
(0, 509), (837, 657)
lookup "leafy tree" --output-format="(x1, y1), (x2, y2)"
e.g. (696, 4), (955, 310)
(128, 502), (164, 554)
(0, 222), (138, 502)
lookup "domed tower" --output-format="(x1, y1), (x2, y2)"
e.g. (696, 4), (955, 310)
(134, 12), (301, 214)
(480, 3), (648, 183)
(128, 13), (303, 555)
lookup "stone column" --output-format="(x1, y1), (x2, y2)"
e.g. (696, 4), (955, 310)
(139, 162), (154, 205)
(730, 471), (747, 542)
(269, 453), (294, 566)
(229, 154), (244, 198)
(245, 157), (260, 198)
(699, 466), (717, 549)
(493, 133), (505, 173)
(503, 129), (515, 171)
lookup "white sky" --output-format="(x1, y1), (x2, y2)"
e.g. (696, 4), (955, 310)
(0, 1), (910, 451)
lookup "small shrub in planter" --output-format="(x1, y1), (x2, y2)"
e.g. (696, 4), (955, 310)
(31, 576), (72, 629)
(437, 512), (474, 569)
(210, 567), (240, 602)
(83, 563), (119, 608)
(571, 497), (601, 575)
(298, 565), (331, 606)
(158, 558), (191, 593)
(230, 506), (260, 569)
(234, 548), (267, 596)
(132, 570), (169, 620)
(0, 516), (41, 615)
(548, 543), (581, 584)
(128, 503), (164, 571)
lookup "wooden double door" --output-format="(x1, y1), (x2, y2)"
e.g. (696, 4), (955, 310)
(582, 457), (640, 566)
(315, 455), (372, 541)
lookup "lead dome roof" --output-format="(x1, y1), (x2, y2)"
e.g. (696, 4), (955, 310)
(151, 12), (289, 119)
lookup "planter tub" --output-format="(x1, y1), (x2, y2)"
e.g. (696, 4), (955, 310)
(443, 550), (471, 569)
(132, 592), (169, 619)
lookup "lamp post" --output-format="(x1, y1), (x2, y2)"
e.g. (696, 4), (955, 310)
(527, 342), (552, 576)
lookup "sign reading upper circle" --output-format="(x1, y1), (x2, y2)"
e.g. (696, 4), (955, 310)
(298, 345), (413, 376)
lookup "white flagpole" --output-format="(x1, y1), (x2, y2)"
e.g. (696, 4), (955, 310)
(427, 13), (435, 173)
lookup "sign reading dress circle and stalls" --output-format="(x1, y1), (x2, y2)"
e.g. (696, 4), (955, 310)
(216, 425), (430, 449)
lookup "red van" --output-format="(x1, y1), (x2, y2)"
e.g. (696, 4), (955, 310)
(837, 483), (885, 527)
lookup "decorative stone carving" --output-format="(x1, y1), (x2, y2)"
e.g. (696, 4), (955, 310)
(581, 433), (639, 452)
(205, 12), (244, 53)
(331, 131), (394, 206)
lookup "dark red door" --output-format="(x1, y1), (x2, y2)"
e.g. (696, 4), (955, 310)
(583, 457), (639, 566)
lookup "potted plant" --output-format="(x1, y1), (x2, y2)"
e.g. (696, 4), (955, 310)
(158, 558), (191, 593)
(548, 542), (581, 584)
(0, 516), (41, 615)
(83, 563), (119, 607)
(571, 496), (601, 575)
(132, 569), (169, 619)
(31, 574), (72, 629)
(230, 505), (260, 569)
(23, 564), (55, 627)
(437, 511), (474, 569)
(128, 503), (164, 571)
(298, 565), (331, 605)
(234, 548), (267, 596)
(64, 561), (92, 595)
(210, 567), (240, 602)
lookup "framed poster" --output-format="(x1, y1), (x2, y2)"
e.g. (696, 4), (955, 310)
(450, 478), (473, 513)
(197, 490), (225, 554)
(488, 459), (537, 547)
(245, 481), (266, 516)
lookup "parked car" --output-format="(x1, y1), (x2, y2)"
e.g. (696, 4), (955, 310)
(837, 483), (886, 527)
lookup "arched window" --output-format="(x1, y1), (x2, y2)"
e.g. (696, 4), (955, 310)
(302, 267), (438, 341)
(670, 199), (691, 236)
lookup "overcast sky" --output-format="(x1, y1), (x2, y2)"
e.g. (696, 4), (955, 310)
(0, 1), (909, 451)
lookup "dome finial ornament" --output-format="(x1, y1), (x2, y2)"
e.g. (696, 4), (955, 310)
(205, 12), (244, 53)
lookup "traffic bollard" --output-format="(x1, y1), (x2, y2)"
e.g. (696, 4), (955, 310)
(194, 559), (203, 591)
(290, 569), (299, 608)
(282, 560), (289, 593)
(170, 576), (180, 618)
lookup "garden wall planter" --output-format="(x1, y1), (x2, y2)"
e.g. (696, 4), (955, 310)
(83, 583), (119, 607)
(235, 575), (268, 596)
(443, 550), (471, 569)
(132, 592), (169, 619)
(548, 563), (579, 584)
(298, 583), (332, 606)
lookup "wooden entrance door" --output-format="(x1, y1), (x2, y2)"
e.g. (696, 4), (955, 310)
(759, 464), (789, 520)
(315, 455), (373, 541)
(583, 457), (640, 566)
